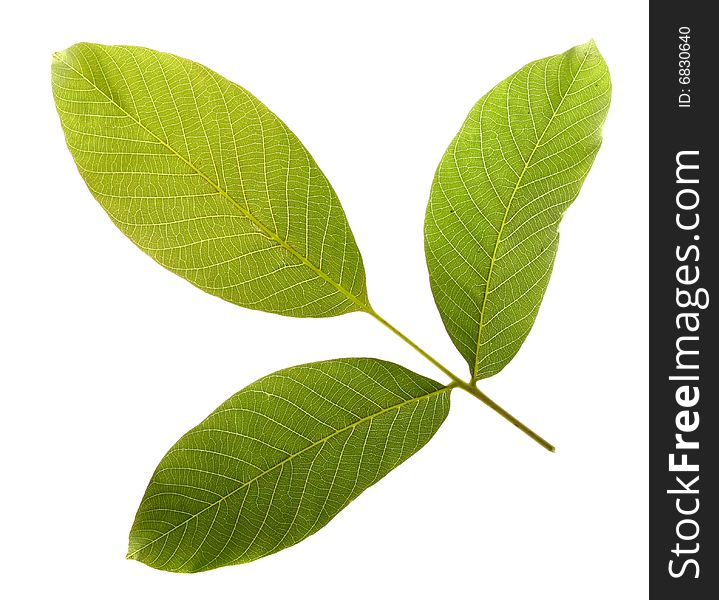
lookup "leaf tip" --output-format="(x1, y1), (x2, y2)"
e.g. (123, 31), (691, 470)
(579, 38), (604, 60)
(52, 43), (93, 66)
(125, 543), (137, 561)
(126, 531), (146, 564)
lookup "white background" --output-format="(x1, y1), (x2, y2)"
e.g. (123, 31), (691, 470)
(0, 1), (648, 598)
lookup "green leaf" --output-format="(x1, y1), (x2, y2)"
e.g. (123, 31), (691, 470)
(51, 43), (368, 317)
(425, 41), (611, 380)
(128, 358), (450, 572)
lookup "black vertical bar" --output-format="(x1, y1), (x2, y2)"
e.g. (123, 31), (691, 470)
(650, 4), (717, 598)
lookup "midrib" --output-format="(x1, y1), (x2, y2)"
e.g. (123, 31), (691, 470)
(472, 48), (591, 380)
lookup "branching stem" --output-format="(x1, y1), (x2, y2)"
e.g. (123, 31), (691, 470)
(365, 307), (555, 452)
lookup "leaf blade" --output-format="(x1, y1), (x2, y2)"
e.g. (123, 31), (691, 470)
(52, 43), (368, 317)
(425, 41), (611, 379)
(128, 358), (450, 572)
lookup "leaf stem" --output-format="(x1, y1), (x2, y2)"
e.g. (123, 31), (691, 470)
(453, 381), (555, 452)
(366, 308), (466, 383)
(365, 307), (555, 452)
